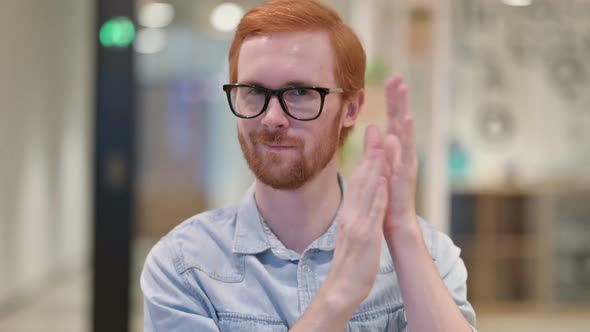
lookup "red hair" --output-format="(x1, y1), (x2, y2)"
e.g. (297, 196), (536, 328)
(229, 0), (366, 144)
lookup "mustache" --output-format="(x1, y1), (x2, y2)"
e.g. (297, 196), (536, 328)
(250, 130), (303, 147)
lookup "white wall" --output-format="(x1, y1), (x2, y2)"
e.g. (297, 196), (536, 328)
(451, 0), (590, 189)
(0, 0), (93, 305)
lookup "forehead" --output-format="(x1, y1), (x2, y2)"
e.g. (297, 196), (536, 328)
(237, 31), (336, 87)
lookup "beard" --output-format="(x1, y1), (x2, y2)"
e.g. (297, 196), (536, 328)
(238, 115), (342, 191)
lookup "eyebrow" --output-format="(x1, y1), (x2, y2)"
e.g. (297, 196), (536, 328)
(240, 80), (320, 88)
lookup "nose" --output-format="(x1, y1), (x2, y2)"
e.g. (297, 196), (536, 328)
(260, 95), (289, 129)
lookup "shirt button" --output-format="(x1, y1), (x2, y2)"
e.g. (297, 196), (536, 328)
(301, 264), (311, 273)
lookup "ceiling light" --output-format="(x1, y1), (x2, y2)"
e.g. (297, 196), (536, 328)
(210, 3), (244, 32)
(138, 2), (175, 28)
(502, 0), (533, 6)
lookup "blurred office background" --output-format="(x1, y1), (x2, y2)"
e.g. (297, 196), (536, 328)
(1, 0), (589, 331)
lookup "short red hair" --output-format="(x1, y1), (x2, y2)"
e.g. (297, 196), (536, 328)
(229, 0), (366, 144)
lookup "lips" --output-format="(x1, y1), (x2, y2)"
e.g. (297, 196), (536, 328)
(260, 144), (296, 152)
(254, 140), (298, 149)
(250, 131), (303, 149)
(264, 144), (294, 148)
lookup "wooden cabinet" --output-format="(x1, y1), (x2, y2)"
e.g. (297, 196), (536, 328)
(450, 190), (590, 311)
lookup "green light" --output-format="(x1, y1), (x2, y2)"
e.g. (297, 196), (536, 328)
(100, 17), (135, 48)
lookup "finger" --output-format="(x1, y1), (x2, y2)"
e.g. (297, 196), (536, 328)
(359, 150), (386, 216)
(363, 124), (383, 154)
(349, 155), (370, 203)
(383, 154), (392, 179)
(384, 134), (402, 174)
(368, 176), (388, 227)
(385, 75), (402, 115)
(385, 75), (403, 134)
(392, 83), (408, 137)
(401, 116), (416, 165)
(398, 83), (409, 119)
(383, 134), (395, 176)
(356, 125), (382, 191)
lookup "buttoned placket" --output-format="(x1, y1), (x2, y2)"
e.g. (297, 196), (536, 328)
(252, 174), (345, 317)
(296, 248), (321, 315)
(258, 217), (322, 314)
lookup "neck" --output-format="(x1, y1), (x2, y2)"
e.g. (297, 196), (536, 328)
(254, 158), (342, 254)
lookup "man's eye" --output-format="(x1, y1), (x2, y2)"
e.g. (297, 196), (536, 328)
(248, 88), (264, 95)
(292, 89), (309, 96)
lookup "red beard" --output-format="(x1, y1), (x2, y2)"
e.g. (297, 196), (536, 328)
(238, 116), (341, 190)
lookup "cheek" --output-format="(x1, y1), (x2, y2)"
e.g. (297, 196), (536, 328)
(305, 121), (331, 151)
(237, 120), (254, 136)
(324, 98), (345, 122)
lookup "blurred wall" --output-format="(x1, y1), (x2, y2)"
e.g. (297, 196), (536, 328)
(0, 0), (93, 306)
(451, 0), (590, 189)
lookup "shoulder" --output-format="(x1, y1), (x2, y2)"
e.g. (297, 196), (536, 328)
(144, 204), (245, 283)
(166, 204), (239, 252)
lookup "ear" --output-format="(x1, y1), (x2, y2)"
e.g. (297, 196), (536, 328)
(341, 89), (365, 128)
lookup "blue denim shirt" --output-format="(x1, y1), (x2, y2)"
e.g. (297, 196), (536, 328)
(141, 180), (477, 331)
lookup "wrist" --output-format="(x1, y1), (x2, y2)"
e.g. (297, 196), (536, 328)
(384, 217), (425, 254)
(292, 282), (359, 332)
(317, 279), (361, 319)
(384, 214), (420, 240)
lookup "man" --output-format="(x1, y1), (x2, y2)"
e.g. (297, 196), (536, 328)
(141, 0), (477, 331)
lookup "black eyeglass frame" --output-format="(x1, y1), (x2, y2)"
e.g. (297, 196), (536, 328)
(222, 83), (344, 121)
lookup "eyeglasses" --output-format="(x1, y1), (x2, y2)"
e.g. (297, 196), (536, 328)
(222, 84), (344, 121)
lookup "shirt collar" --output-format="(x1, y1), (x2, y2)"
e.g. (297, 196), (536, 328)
(232, 174), (346, 255)
(232, 183), (271, 254)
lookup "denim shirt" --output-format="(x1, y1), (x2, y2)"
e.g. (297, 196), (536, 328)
(141, 180), (477, 331)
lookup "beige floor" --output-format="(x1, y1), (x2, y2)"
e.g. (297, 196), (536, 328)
(477, 313), (589, 332)
(0, 239), (588, 332)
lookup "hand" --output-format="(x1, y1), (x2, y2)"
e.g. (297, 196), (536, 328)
(382, 75), (419, 238)
(324, 125), (389, 309)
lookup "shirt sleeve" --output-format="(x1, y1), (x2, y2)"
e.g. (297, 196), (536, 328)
(141, 236), (220, 332)
(433, 230), (478, 331)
